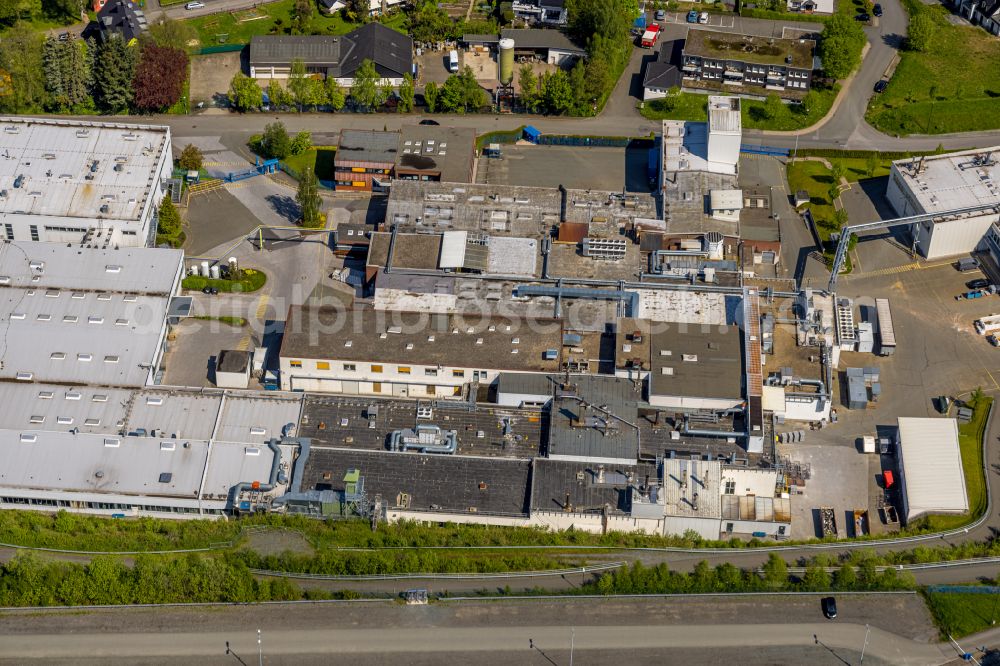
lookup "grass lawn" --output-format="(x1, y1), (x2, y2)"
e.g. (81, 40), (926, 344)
(187, 2), (401, 47)
(918, 397), (991, 532)
(924, 589), (1000, 638)
(641, 87), (838, 132)
(282, 146), (337, 181)
(866, 0), (1000, 135)
(787, 160), (839, 242)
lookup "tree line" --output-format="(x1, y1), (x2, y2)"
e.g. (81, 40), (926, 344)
(0, 22), (189, 114)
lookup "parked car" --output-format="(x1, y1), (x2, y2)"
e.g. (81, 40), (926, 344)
(419, 119), (440, 125)
(698, 11), (709, 23)
(855, 12), (870, 21)
(185, 1), (205, 9)
(686, 9), (699, 22)
(967, 278), (992, 289)
(655, 8), (666, 20)
(873, 80), (888, 93)
(956, 257), (981, 272)
(873, 3), (883, 15)
(58, 32), (70, 41)
(821, 596), (838, 619)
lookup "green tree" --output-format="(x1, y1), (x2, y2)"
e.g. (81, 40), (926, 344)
(148, 14), (197, 51)
(157, 195), (182, 239)
(291, 0), (313, 34)
(376, 79), (394, 109)
(801, 564), (831, 591)
(267, 80), (294, 109)
(398, 72), (415, 112)
(296, 167), (323, 228)
(830, 161), (845, 185)
(290, 130), (312, 156)
(819, 13), (866, 80)
(0, 22), (48, 112)
(343, 0), (369, 22)
(325, 78), (346, 111)
(864, 152), (881, 178)
(800, 89), (819, 115)
(287, 58), (310, 110)
(762, 554), (788, 588)
(350, 58), (379, 111)
(542, 69), (575, 115)
(261, 121), (292, 159)
(424, 81), (439, 112)
(228, 71), (263, 111)
(178, 144), (203, 172)
(45, 0), (82, 21)
(763, 92), (784, 120)
(92, 35), (136, 113)
(407, 0), (454, 42)
(0, 0), (41, 25)
(518, 64), (538, 112)
(907, 12), (935, 52)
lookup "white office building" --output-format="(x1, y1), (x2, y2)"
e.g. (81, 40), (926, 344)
(0, 117), (172, 248)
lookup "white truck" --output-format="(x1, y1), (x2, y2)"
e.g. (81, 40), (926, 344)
(974, 314), (1000, 336)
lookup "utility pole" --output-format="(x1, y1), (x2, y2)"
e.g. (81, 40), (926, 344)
(859, 624), (870, 665)
(257, 629), (263, 666)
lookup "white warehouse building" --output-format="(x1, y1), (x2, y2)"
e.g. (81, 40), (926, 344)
(0, 117), (172, 248)
(895, 417), (969, 524)
(885, 148), (1000, 260)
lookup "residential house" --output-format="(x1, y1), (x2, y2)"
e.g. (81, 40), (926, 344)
(643, 40), (683, 101)
(949, 0), (1000, 35)
(681, 29), (815, 98)
(249, 24), (413, 86)
(320, 0), (408, 17)
(511, 0), (568, 25)
(84, 0), (147, 44)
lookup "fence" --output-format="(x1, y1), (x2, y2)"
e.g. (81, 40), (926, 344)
(278, 162), (335, 190)
(537, 135), (631, 148)
(741, 144), (790, 157)
(197, 44), (246, 56)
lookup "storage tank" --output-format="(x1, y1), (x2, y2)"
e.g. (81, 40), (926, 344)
(209, 264), (221, 279)
(190, 264), (200, 277)
(499, 38), (515, 85)
(201, 261), (210, 276)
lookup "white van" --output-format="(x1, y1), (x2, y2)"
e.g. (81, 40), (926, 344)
(448, 49), (459, 73)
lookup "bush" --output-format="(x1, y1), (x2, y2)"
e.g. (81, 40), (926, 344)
(182, 268), (267, 293)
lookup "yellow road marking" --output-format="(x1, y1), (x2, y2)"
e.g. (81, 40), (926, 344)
(255, 294), (270, 321)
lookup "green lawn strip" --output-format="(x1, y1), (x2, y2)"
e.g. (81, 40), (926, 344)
(282, 146), (337, 181)
(866, 0), (1000, 135)
(182, 269), (267, 293)
(924, 589), (1000, 638)
(193, 315), (248, 326)
(918, 397), (991, 532)
(641, 87), (837, 132)
(787, 160), (838, 242)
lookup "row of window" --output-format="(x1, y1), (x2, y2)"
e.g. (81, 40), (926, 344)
(334, 166), (391, 175)
(0, 496), (223, 514)
(287, 359), (486, 378)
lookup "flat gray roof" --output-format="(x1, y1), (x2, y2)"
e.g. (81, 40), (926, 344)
(337, 130), (398, 165)
(649, 324), (744, 400)
(500, 29), (585, 54)
(0, 241), (182, 295)
(397, 125), (477, 184)
(280, 305), (565, 373)
(0, 117), (169, 223)
(0, 383), (132, 433)
(547, 375), (643, 463)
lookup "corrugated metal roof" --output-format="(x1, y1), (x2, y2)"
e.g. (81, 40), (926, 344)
(897, 417), (969, 521)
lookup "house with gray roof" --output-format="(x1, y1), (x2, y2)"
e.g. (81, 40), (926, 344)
(249, 23), (413, 85)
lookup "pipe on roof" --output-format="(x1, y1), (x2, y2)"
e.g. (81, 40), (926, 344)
(227, 437), (286, 509)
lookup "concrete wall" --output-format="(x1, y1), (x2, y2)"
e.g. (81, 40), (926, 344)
(662, 515), (721, 539)
(917, 214), (998, 260)
(648, 394), (743, 411)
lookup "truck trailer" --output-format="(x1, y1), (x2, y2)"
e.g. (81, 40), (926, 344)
(975, 313), (1000, 336)
(874, 298), (895, 356)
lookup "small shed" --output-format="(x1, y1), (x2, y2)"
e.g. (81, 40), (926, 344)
(523, 126), (541, 143)
(794, 190), (810, 206)
(216, 350), (252, 389)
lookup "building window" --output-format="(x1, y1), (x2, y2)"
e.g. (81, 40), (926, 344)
(427, 385), (436, 395)
(398, 366), (411, 375)
(316, 361), (330, 370)
(452, 369), (465, 378)
(371, 364), (383, 373)
(289, 360), (302, 368)
(724, 480), (735, 495)
(3, 224), (11, 240)
(29, 225), (39, 241)
(424, 368), (438, 376)
(344, 363), (356, 372)
(373, 382), (382, 393)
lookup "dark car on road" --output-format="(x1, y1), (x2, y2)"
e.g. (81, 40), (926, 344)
(873, 3), (883, 15)
(419, 119), (440, 126)
(821, 597), (838, 619)
(874, 80), (888, 93)
(655, 8), (666, 20)
(967, 278), (992, 289)
(856, 12), (870, 20)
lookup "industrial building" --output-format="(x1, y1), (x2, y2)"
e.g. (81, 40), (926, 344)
(0, 241), (186, 387)
(394, 125), (478, 184)
(278, 305), (569, 395)
(333, 130), (398, 192)
(0, 117), (173, 247)
(681, 29), (815, 98)
(461, 30), (585, 66)
(885, 149), (1000, 260)
(248, 25), (413, 86)
(646, 323), (744, 411)
(895, 417), (969, 523)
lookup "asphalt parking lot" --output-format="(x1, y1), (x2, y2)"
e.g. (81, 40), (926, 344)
(476, 144), (653, 192)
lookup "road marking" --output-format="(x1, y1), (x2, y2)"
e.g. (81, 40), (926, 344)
(236, 334), (252, 352)
(255, 293), (270, 321)
(859, 259), (953, 277)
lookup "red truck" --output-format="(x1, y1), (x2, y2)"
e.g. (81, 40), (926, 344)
(640, 23), (660, 48)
